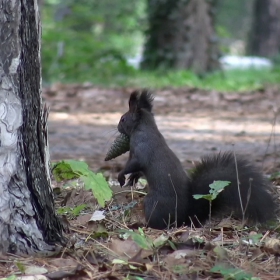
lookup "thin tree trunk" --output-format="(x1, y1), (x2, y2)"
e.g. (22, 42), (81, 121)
(0, 0), (63, 255)
(247, 0), (280, 57)
(141, 0), (220, 74)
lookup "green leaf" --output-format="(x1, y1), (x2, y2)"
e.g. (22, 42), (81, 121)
(82, 172), (112, 207)
(72, 204), (87, 216)
(193, 194), (213, 201)
(120, 229), (153, 250)
(138, 227), (145, 236)
(130, 232), (153, 250)
(193, 181), (231, 202)
(53, 160), (112, 207)
(192, 237), (204, 244)
(57, 207), (71, 215)
(172, 265), (188, 275)
(270, 171), (280, 180)
(211, 264), (255, 280)
(245, 233), (263, 245)
(90, 224), (109, 239)
(112, 259), (128, 265)
(209, 180), (231, 192)
(138, 178), (147, 185)
(111, 259), (138, 270)
(2, 276), (17, 280)
(153, 234), (169, 248)
(128, 264), (138, 270)
(52, 160), (83, 182)
(167, 240), (177, 250)
(57, 204), (88, 217)
(15, 262), (25, 273)
(213, 246), (228, 260)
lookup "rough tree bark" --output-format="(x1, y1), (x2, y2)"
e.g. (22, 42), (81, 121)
(247, 0), (280, 57)
(141, 0), (220, 74)
(0, 0), (63, 254)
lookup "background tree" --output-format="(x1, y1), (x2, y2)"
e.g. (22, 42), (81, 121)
(141, 0), (220, 74)
(0, 0), (63, 254)
(247, 0), (280, 58)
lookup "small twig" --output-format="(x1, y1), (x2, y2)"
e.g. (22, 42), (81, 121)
(232, 146), (245, 223)
(166, 214), (172, 230)
(190, 216), (206, 235)
(92, 239), (121, 258)
(105, 218), (130, 230)
(260, 230), (270, 242)
(168, 173), (178, 228)
(114, 190), (147, 196)
(171, 226), (189, 235)
(146, 200), (158, 227)
(187, 216), (196, 230)
(243, 178), (252, 219)
(209, 200), (212, 230)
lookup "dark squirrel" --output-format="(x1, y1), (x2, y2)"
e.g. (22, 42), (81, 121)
(117, 90), (275, 229)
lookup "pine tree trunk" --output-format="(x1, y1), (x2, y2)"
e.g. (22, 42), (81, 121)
(141, 0), (220, 74)
(0, 0), (63, 255)
(247, 0), (280, 57)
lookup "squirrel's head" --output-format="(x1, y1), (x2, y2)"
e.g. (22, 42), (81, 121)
(118, 89), (154, 136)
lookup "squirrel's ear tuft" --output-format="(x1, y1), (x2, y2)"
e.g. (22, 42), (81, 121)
(128, 89), (153, 112)
(138, 89), (154, 112)
(129, 91), (140, 111)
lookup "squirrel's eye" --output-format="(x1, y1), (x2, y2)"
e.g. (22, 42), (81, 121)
(121, 116), (125, 122)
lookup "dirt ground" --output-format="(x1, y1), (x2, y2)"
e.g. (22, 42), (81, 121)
(44, 84), (280, 176)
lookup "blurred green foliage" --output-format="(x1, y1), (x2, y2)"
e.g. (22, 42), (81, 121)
(42, 0), (146, 82)
(106, 68), (280, 92)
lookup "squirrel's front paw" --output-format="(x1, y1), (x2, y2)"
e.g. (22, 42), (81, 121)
(118, 173), (126, 187)
(127, 172), (142, 186)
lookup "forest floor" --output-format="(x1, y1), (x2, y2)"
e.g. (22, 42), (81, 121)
(1, 85), (280, 279)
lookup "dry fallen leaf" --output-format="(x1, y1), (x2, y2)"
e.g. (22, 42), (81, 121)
(109, 238), (153, 261)
(263, 238), (280, 255)
(164, 249), (197, 268)
(89, 210), (106, 221)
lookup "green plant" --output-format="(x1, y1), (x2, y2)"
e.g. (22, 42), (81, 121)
(270, 171), (280, 181)
(211, 264), (260, 280)
(52, 160), (112, 207)
(49, 67), (280, 92)
(112, 259), (138, 270)
(57, 204), (88, 218)
(15, 262), (26, 274)
(172, 265), (189, 275)
(193, 180), (231, 223)
(2, 276), (17, 280)
(243, 233), (263, 246)
(120, 228), (172, 251)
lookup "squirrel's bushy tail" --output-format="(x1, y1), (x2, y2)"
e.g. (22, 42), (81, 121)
(188, 152), (275, 224)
